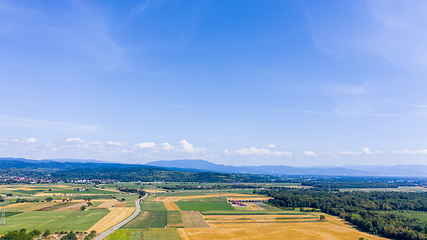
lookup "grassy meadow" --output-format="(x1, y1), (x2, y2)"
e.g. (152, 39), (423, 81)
(0, 209), (109, 234)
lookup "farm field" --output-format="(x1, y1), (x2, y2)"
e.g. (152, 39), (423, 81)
(167, 210), (184, 227)
(123, 211), (167, 228)
(175, 201), (235, 211)
(89, 207), (135, 233)
(105, 229), (181, 240)
(181, 211), (209, 228)
(1, 183), (394, 240)
(0, 209), (109, 234)
(177, 219), (389, 240)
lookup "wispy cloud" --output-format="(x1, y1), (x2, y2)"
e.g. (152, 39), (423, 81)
(367, 1), (427, 72)
(224, 147), (292, 157)
(273, 110), (400, 117)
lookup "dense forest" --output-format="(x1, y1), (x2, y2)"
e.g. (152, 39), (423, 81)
(261, 189), (427, 240)
(51, 167), (280, 183)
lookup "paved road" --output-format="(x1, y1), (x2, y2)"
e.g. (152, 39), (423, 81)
(94, 194), (147, 240)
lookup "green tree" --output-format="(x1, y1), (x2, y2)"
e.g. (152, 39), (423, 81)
(81, 205), (86, 211)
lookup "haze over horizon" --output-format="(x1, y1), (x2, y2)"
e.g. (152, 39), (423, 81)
(1, 1), (427, 167)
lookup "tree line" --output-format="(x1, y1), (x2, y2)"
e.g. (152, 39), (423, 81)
(261, 189), (427, 240)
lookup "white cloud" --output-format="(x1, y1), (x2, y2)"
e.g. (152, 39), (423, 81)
(25, 137), (39, 143)
(363, 147), (382, 154)
(133, 142), (156, 149)
(339, 151), (361, 155)
(66, 137), (84, 143)
(226, 147), (292, 157)
(179, 140), (195, 153)
(304, 151), (317, 156)
(268, 144), (276, 148)
(339, 148), (381, 155)
(367, 1), (427, 72)
(161, 142), (174, 151)
(107, 141), (124, 146)
(392, 149), (427, 155)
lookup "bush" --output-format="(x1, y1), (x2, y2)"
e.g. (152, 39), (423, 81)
(29, 229), (41, 236)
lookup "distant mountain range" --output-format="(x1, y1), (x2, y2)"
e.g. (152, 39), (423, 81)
(146, 159), (427, 177)
(1, 157), (427, 177)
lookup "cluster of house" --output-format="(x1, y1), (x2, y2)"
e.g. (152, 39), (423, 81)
(230, 200), (247, 207)
(0, 175), (53, 183)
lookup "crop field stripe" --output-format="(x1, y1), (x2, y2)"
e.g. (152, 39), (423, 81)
(175, 201), (235, 211)
(210, 220), (322, 224)
(105, 229), (181, 240)
(4, 212), (23, 218)
(0, 208), (109, 234)
(35, 202), (77, 211)
(201, 211), (307, 215)
(123, 211), (167, 229)
(167, 210), (183, 227)
(181, 211), (209, 228)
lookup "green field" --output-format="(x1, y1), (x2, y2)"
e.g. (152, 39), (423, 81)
(122, 194), (140, 207)
(175, 201), (235, 211)
(259, 202), (285, 211)
(8, 189), (45, 196)
(0, 209), (109, 234)
(140, 199), (167, 211)
(105, 229), (181, 240)
(35, 202), (77, 211)
(73, 195), (115, 200)
(123, 211), (167, 229)
(4, 212), (22, 218)
(167, 210), (183, 227)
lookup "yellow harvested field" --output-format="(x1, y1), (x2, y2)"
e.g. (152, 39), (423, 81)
(16, 187), (41, 191)
(97, 201), (118, 208)
(205, 215), (310, 221)
(96, 200), (127, 208)
(178, 217), (389, 240)
(227, 197), (271, 202)
(88, 207), (135, 233)
(144, 189), (166, 193)
(152, 197), (180, 210)
(34, 192), (57, 196)
(164, 201), (180, 210)
(246, 203), (265, 210)
(152, 196), (176, 201)
(54, 201), (87, 211)
(5, 202), (58, 212)
(176, 193), (260, 201)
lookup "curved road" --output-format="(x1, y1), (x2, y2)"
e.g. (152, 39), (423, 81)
(94, 194), (147, 240)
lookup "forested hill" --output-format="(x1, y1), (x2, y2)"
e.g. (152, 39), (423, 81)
(0, 158), (281, 183)
(50, 167), (279, 183)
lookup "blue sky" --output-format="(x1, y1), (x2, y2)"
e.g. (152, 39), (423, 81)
(1, 0), (427, 166)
